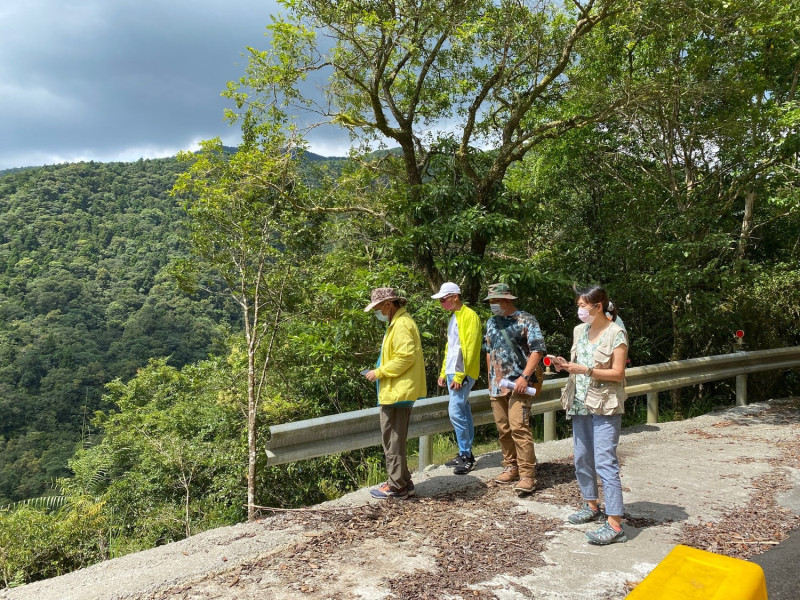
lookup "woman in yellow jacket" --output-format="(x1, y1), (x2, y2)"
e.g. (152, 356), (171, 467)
(364, 287), (426, 499)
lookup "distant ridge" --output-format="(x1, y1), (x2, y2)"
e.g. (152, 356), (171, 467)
(0, 165), (36, 177)
(0, 148), (349, 177)
(219, 145), (346, 162)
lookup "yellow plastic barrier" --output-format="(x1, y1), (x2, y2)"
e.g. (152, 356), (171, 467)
(626, 544), (768, 600)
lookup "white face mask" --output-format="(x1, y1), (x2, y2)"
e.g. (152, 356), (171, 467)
(374, 310), (389, 322)
(490, 303), (504, 316)
(578, 307), (594, 323)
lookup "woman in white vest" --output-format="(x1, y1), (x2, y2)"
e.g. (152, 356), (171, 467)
(553, 285), (629, 545)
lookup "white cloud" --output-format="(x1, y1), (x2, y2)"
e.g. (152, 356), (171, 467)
(0, 0), (294, 170)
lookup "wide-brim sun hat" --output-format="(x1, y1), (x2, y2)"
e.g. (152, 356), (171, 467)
(484, 282), (517, 301)
(431, 282), (461, 299)
(364, 287), (406, 312)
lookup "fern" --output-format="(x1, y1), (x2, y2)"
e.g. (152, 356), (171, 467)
(3, 495), (68, 513)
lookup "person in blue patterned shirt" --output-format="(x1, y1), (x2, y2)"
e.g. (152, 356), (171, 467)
(483, 283), (546, 494)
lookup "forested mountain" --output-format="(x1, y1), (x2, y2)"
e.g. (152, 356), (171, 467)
(0, 159), (233, 504)
(0, 149), (350, 506)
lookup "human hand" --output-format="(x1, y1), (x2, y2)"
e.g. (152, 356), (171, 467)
(438, 376), (447, 388)
(560, 362), (586, 375)
(514, 376), (529, 395)
(450, 379), (462, 390)
(364, 370), (378, 382)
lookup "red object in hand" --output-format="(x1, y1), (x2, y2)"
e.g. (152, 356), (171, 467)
(543, 356), (552, 367)
(735, 330), (745, 339)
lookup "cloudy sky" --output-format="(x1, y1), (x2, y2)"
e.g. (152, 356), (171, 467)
(0, 0), (348, 171)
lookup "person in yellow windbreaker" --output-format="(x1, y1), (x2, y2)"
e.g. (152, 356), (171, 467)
(363, 287), (426, 499)
(431, 282), (482, 475)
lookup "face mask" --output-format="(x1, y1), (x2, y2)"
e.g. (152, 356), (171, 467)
(490, 304), (504, 316)
(374, 310), (389, 322)
(578, 307), (595, 323)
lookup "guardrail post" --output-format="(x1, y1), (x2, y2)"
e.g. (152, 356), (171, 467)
(418, 434), (433, 471)
(543, 411), (556, 442)
(647, 392), (658, 424)
(736, 374), (747, 406)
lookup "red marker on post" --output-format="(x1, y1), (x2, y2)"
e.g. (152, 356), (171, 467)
(543, 355), (555, 375)
(735, 329), (745, 347)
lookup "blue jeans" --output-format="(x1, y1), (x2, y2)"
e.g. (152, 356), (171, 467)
(447, 374), (475, 455)
(571, 413), (624, 517)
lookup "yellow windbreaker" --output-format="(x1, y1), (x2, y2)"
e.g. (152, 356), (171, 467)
(374, 307), (427, 406)
(438, 304), (481, 384)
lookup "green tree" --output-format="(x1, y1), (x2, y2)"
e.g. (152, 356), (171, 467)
(172, 125), (314, 521)
(82, 358), (244, 547)
(590, 0), (800, 363)
(505, 0), (800, 412)
(227, 0), (633, 301)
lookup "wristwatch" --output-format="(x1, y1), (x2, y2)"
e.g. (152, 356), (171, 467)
(586, 367), (594, 377)
(521, 373), (531, 381)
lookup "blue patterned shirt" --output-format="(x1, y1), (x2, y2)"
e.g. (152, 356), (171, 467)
(483, 310), (546, 396)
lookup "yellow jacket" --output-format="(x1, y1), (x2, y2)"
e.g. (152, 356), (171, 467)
(374, 307), (427, 406)
(438, 304), (482, 384)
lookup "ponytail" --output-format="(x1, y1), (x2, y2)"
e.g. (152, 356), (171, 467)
(606, 300), (618, 322)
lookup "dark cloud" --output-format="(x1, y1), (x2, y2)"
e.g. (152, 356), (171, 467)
(0, 0), (350, 170)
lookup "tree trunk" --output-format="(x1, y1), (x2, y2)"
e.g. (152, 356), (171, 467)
(394, 140), (443, 293)
(182, 476), (192, 538)
(736, 190), (756, 262)
(463, 227), (488, 304)
(247, 347), (257, 521)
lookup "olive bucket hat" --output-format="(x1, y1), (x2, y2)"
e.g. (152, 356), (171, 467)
(483, 283), (517, 301)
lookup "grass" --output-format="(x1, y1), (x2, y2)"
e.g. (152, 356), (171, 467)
(406, 432), (502, 473)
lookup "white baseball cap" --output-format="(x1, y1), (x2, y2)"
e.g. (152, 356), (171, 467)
(431, 282), (461, 299)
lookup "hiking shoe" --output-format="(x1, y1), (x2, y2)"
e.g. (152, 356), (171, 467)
(444, 455), (461, 467)
(453, 454), (475, 475)
(568, 503), (604, 524)
(513, 477), (536, 494)
(406, 480), (416, 497)
(495, 466), (519, 484)
(369, 482), (408, 500)
(585, 522), (627, 545)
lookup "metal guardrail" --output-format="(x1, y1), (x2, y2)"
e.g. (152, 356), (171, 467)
(264, 347), (800, 467)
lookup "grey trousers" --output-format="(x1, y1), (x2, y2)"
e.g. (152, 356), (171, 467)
(379, 405), (413, 490)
